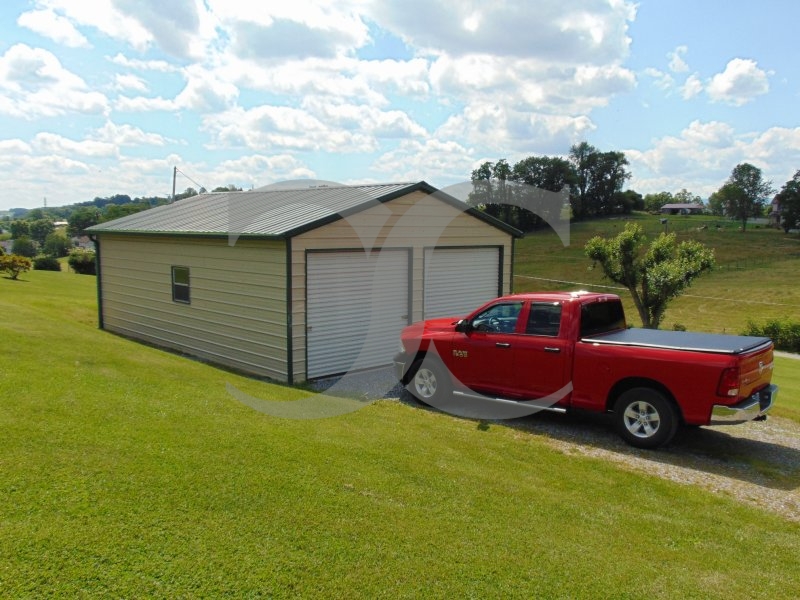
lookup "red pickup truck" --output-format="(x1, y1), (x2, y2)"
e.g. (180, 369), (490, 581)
(394, 291), (777, 448)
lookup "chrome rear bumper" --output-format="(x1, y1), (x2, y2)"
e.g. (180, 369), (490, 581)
(710, 384), (777, 425)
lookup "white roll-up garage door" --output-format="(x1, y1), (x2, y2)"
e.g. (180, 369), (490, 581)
(423, 246), (500, 319)
(307, 250), (409, 378)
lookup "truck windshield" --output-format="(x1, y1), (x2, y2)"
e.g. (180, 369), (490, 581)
(580, 301), (626, 337)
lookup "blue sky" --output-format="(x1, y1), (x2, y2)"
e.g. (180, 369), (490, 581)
(1, 0), (798, 209)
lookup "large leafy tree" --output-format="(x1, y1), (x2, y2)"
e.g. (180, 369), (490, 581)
(643, 191), (673, 213)
(568, 142), (631, 219)
(511, 155), (575, 229)
(775, 170), (800, 233)
(720, 163), (774, 231)
(585, 223), (715, 329)
(29, 219), (55, 246)
(68, 207), (101, 237)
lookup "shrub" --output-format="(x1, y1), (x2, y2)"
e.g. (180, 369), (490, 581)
(67, 248), (96, 275)
(11, 235), (37, 258)
(743, 319), (800, 353)
(0, 254), (33, 280)
(33, 255), (62, 271)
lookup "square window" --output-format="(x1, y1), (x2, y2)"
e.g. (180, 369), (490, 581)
(172, 266), (190, 304)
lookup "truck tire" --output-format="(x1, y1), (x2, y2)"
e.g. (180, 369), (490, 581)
(613, 388), (679, 449)
(407, 356), (452, 406)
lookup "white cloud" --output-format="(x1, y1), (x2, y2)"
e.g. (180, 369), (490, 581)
(626, 120), (800, 196)
(32, 132), (118, 157)
(374, 138), (477, 184)
(667, 45), (689, 73)
(108, 53), (178, 73)
(707, 58), (770, 106)
(644, 67), (674, 91)
(211, 154), (316, 189)
(681, 73), (703, 100)
(201, 105), (380, 153)
(436, 103), (595, 155)
(114, 73), (147, 92)
(0, 139), (33, 155)
(17, 8), (90, 48)
(0, 44), (109, 118)
(29, 0), (154, 52)
(367, 0), (636, 64)
(92, 121), (171, 147)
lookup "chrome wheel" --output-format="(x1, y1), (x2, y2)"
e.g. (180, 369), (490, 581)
(622, 400), (661, 439)
(614, 388), (679, 449)
(407, 357), (451, 406)
(413, 366), (438, 400)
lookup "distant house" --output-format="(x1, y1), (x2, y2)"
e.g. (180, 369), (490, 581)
(660, 203), (704, 215)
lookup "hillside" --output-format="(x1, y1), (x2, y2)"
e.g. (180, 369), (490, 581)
(514, 213), (800, 333)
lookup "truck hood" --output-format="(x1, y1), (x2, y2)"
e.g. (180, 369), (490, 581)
(403, 316), (461, 337)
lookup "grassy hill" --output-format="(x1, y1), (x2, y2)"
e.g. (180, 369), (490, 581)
(0, 255), (798, 597)
(514, 213), (800, 334)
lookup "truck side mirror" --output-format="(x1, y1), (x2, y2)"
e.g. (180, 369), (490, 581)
(455, 319), (471, 333)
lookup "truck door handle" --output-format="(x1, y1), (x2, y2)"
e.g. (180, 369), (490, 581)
(544, 347), (561, 353)
(495, 342), (511, 348)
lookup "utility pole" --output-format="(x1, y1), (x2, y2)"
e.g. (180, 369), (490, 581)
(172, 166), (177, 202)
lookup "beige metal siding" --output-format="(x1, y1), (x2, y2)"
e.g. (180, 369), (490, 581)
(99, 235), (288, 380)
(291, 191), (512, 380)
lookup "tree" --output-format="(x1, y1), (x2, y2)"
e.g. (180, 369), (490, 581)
(585, 222), (715, 329)
(0, 254), (32, 280)
(68, 207), (101, 237)
(707, 190), (726, 216)
(776, 170), (800, 233)
(29, 219), (55, 245)
(673, 188), (702, 205)
(568, 142), (595, 220)
(720, 163), (775, 231)
(103, 202), (149, 221)
(615, 189), (643, 213)
(11, 236), (37, 258)
(511, 155), (575, 229)
(643, 191), (673, 213)
(568, 142), (631, 219)
(468, 159), (514, 225)
(44, 231), (71, 257)
(9, 220), (30, 239)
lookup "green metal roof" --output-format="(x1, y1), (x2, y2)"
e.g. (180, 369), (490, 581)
(86, 181), (522, 239)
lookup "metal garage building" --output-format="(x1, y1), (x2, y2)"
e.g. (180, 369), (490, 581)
(87, 182), (520, 382)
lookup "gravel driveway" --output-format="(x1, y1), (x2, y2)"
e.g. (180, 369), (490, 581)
(315, 365), (800, 522)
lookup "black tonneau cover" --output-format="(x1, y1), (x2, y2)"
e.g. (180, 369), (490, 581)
(582, 328), (772, 355)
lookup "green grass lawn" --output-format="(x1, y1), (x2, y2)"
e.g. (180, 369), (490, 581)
(1, 265), (799, 598)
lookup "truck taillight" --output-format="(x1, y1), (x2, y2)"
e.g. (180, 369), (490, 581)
(717, 367), (740, 398)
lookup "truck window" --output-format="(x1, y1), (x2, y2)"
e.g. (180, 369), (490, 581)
(471, 302), (522, 333)
(580, 301), (626, 337)
(525, 303), (562, 336)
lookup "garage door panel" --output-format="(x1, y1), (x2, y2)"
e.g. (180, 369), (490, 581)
(424, 247), (500, 319)
(307, 250), (408, 378)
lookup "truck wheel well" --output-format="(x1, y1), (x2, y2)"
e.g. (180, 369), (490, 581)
(403, 350), (442, 384)
(607, 378), (682, 420)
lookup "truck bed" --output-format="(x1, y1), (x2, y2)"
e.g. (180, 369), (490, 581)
(582, 328), (772, 355)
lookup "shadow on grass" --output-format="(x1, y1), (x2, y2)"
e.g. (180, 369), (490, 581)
(398, 388), (800, 492)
